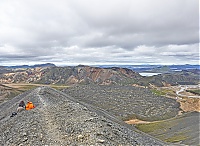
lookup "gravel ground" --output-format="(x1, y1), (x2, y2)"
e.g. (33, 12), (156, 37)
(0, 86), (170, 146)
(63, 85), (180, 121)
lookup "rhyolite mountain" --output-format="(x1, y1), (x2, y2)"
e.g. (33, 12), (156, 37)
(0, 64), (199, 86)
(0, 65), (141, 85)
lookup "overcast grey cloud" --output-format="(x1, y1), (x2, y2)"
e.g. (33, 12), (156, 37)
(0, 0), (199, 66)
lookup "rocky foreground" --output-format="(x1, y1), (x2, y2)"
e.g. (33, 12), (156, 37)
(0, 86), (170, 145)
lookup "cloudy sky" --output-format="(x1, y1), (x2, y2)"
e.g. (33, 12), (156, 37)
(0, 0), (199, 66)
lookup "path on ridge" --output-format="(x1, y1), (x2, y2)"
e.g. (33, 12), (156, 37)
(0, 86), (168, 145)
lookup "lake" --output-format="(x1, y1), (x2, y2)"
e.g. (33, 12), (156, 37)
(139, 72), (162, 76)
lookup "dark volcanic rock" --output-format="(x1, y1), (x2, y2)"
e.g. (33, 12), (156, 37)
(0, 87), (167, 145)
(63, 85), (180, 121)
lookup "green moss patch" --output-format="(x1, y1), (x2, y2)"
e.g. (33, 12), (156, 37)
(135, 121), (167, 133)
(151, 89), (166, 96)
(165, 134), (188, 143)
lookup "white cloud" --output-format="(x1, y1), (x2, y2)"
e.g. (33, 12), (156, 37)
(0, 0), (199, 65)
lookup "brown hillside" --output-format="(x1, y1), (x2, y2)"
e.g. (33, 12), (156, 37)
(0, 65), (141, 85)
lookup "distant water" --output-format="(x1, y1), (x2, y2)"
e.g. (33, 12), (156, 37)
(95, 65), (199, 72)
(139, 72), (161, 76)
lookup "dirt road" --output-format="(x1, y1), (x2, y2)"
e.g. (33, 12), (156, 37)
(176, 85), (200, 98)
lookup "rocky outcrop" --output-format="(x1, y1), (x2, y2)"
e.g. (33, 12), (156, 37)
(0, 87), (167, 145)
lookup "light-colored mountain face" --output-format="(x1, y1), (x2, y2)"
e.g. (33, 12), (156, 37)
(0, 66), (141, 85)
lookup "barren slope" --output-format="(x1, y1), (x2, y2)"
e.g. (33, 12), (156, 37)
(0, 87), (167, 145)
(63, 85), (180, 121)
(135, 112), (200, 145)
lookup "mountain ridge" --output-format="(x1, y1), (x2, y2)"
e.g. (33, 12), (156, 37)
(0, 86), (167, 145)
(0, 65), (141, 85)
(3, 63), (56, 69)
(0, 64), (199, 87)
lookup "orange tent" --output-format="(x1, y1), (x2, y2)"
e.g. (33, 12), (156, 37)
(25, 101), (35, 110)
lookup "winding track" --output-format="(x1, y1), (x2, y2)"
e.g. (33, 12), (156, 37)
(176, 85), (200, 98)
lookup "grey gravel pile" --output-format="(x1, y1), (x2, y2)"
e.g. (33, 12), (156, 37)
(0, 86), (169, 145)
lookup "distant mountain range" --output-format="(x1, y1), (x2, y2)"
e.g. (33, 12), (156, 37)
(0, 63), (199, 87)
(1, 63), (199, 72)
(3, 63), (56, 69)
(95, 64), (200, 73)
